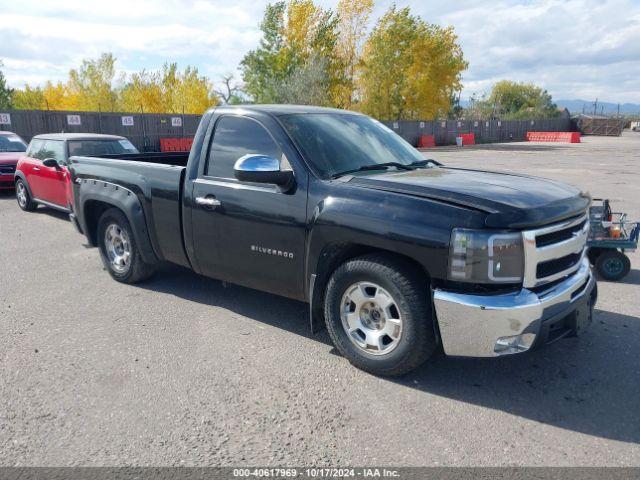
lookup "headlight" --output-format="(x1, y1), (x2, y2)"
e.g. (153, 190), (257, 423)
(448, 229), (524, 284)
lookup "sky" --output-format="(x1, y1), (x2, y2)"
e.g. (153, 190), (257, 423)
(1, 0), (639, 103)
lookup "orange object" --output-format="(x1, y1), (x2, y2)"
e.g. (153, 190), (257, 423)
(160, 137), (194, 152)
(458, 133), (475, 146)
(417, 135), (436, 148)
(610, 225), (622, 238)
(525, 132), (580, 143)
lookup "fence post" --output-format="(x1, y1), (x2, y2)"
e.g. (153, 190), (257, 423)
(44, 100), (50, 132)
(140, 104), (147, 152)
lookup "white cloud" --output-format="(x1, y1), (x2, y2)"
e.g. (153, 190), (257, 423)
(1, 0), (639, 103)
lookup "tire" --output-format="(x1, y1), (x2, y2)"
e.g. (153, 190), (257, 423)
(324, 253), (437, 376)
(97, 208), (155, 283)
(595, 250), (631, 281)
(15, 179), (37, 211)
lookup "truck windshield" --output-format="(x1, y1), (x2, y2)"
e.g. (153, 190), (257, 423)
(0, 135), (27, 152)
(68, 139), (139, 156)
(279, 113), (427, 179)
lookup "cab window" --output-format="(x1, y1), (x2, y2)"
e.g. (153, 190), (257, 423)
(206, 116), (282, 179)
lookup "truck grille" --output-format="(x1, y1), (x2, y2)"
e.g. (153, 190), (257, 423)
(523, 214), (589, 288)
(536, 252), (582, 279)
(0, 165), (16, 174)
(535, 219), (588, 248)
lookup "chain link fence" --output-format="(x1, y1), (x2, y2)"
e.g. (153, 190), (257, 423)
(0, 109), (573, 151)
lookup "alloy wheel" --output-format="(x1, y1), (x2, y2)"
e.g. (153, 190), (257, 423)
(104, 223), (131, 273)
(340, 282), (403, 355)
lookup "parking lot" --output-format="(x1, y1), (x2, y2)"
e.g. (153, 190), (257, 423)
(0, 132), (638, 467)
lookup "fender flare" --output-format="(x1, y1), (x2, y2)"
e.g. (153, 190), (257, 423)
(78, 179), (159, 266)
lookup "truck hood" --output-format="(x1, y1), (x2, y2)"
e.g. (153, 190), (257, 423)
(0, 152), (22, 165)
(348, 166), (590, 229)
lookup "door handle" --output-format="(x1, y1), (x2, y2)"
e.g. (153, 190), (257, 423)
(195, 196), (221, 209)
(33, 167), (40, 171)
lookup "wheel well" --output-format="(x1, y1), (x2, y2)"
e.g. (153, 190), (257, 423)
(83, 200), (116, 246)
(310, 243), (431, 332)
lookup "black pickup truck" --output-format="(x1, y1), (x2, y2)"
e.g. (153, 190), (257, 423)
(68, 105), (597, 376)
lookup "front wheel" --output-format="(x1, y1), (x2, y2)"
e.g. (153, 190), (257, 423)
(595, 250), (631, 281)
(324, 254), (437, 376)
(97, 208), (155, 283)
(15, 179), (37, 211)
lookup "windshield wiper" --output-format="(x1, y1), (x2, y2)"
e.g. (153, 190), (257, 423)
(407, 159), (442, 168)
(331, 162), (415, 179)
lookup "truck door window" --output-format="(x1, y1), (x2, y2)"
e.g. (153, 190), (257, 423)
(206, 116), (282, 179)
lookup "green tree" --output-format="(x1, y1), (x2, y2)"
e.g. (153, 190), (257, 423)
(68, 53), (118, 111)
(241, 0), (340, 105)
(241, 2), (288, 103)
(0, 60), (13, 109)
(12, 85), (45, 110)
(482, 80), (560, 119)
(357, 6), (466, 120)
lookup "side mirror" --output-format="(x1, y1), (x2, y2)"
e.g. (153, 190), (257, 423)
(42, 158), (60, 169)
(234, 154), (294, 189)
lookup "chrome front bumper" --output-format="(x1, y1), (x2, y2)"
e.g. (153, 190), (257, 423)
(433, 258), (596, 357)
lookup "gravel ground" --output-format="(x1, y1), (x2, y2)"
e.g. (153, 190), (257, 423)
(0, 132), (638, 467)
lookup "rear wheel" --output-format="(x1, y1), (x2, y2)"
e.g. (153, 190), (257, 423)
(595, 250), (630, 281)
(15, 179), (37, 211)
(97, 208), (155, 283)
(324, 254), (437, 376)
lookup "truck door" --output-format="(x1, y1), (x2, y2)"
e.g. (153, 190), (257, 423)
(190, 114), (307, 300)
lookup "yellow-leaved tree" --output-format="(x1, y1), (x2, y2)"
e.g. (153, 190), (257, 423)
(11, 54), (218, 114)
(43, 81), (79, 111)
(67, 53), (118, 111)
(357, 6), (467, 120)
(118, 63), (217, 114)
(333, 0), (373, 109)
(12, 85), (46, 110)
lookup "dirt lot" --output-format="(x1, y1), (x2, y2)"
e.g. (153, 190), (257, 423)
(0, 132), (638, 466)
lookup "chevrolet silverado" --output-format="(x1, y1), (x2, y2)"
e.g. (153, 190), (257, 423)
(67, 105), (597, 376)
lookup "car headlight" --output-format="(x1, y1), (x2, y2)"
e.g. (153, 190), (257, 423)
(448, 229), (524, 284)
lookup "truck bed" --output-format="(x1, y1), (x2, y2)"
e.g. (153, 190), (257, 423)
(69, 155), (190, 268)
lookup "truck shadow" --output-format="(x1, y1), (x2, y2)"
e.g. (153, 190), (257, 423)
(136, 263), (333, 347)
(137, 264), (640, 445)
(394, 308), (640, 445)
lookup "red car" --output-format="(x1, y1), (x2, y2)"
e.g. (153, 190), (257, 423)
(15, 133), (138, 212)
(0, 131), (28, 190)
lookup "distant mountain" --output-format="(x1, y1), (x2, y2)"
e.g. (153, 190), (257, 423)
(554, 100), (640, 115)
(459, 98), (640, 115)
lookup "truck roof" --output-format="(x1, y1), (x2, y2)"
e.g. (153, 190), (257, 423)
(32, 133), (127, 141)
(214, 104), (363, 116)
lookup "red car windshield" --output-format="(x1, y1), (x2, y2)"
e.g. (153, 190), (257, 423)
(0, 135), (27, 153)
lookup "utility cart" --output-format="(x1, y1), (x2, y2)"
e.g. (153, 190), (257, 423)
(587, 199), (639, 280)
